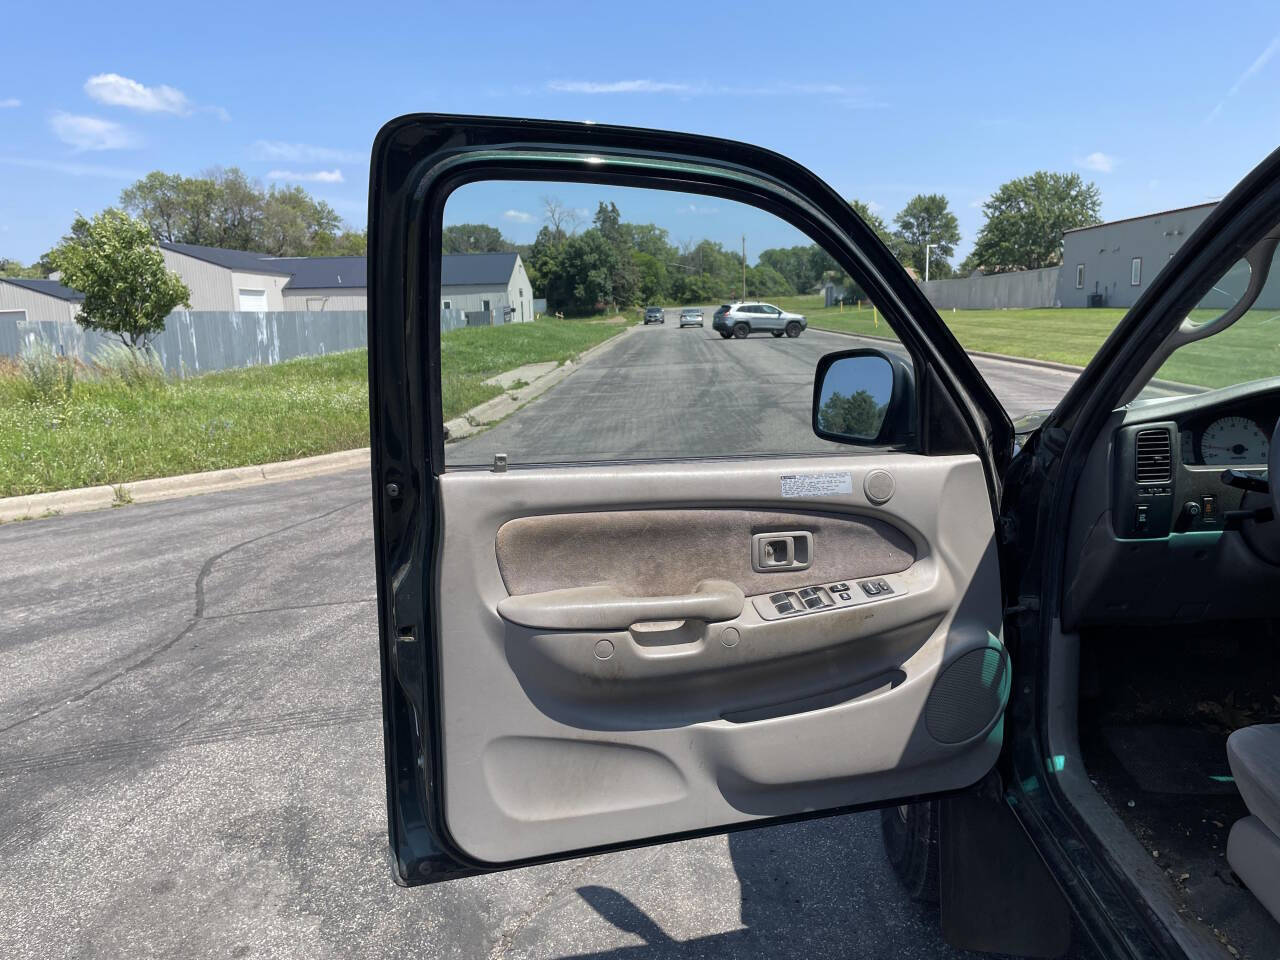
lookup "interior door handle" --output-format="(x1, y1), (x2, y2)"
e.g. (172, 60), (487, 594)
(497, 579), (745, 630)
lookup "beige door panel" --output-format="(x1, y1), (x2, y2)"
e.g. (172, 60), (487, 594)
(437, 454), (1005, 863)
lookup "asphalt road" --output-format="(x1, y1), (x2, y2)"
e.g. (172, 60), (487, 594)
(0, 317), (1088, 959)
(449, 308), (1080, 466)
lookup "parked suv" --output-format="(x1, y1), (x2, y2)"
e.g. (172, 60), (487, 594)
(711, 302), (806, 339)
(643, 306), (665, 324)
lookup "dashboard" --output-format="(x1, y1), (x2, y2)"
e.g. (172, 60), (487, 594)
(1062, 379), (1280, 629)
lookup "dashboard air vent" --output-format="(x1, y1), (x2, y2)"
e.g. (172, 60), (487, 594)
(1134, 428), (1172, 483)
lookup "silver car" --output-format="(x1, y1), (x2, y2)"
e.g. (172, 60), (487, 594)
(713, 301), (807, 339)
(678, 307), (703, 327)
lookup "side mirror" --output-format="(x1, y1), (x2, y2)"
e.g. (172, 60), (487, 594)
(812, 348), (915, 446)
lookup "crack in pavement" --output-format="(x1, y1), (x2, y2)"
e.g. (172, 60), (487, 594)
(0, 497), (366, 736)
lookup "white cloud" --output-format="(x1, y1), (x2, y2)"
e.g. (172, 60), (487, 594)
(266, 168), (345, 184)
(0, 98), (19, 109)
(84, 73), (190, 114)
(49, 112), (139, 151)
(1208, 33), (1280, 120)
(545, 79), (882, 106)
(548, 79), (693, 94)
(1078, 151), (1116, 173)
(503, 209), (534, 223)
(864, 199), (884, 214)
(252, 140), (363, 164)
(677, 203), (719, 215)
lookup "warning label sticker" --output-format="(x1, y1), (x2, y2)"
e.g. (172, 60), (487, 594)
(780, 472), (853, 498)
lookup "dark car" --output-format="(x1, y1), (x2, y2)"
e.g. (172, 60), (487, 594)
(367, 114), (1280, 959)
(643, 306), (664, 324)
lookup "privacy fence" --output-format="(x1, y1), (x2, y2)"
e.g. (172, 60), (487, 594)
(919, 266), (1061, 311)
(1, 307), (519, 375)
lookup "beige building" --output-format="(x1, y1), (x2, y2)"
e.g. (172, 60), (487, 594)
(0, 277), (83, 325)
(160, 242), (366, 312)
(439, 252), (534, 324)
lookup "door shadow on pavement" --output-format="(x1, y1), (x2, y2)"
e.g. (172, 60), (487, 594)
(559, 815), (988, 960)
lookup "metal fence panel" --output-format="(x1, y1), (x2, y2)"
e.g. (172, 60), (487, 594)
(920, 267), (1062, 310)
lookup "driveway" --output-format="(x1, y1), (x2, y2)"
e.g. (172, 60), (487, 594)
(0, 317), (1090, 959)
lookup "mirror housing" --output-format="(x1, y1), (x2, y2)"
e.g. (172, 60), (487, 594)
(812, 348), (916, 446)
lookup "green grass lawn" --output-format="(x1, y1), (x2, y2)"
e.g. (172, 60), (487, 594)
(774, 294), (1280, 390)
(0, 317), (628, 498)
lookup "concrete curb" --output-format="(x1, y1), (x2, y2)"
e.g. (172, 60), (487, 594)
(0, 448), (371, 524)
(444, 323), (638, 441)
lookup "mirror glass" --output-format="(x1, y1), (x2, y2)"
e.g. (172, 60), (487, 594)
(815, 354), (893, 440)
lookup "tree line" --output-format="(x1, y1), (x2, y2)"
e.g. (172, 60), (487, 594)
(440, 171), (1102, 315)
(1, 168), (365, 277)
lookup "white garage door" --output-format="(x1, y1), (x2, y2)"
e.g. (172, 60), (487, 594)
(237, 288), (268, 312)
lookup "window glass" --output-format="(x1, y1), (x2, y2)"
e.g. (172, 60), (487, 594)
(1131, 258), (1142, 286)
(1139, 253), (1280, 395)
(440, 181), (903, 466)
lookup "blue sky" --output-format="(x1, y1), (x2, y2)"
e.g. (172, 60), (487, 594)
(3, 0), (1279, 265)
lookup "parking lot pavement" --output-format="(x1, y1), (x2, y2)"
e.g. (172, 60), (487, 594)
(0, 320), (1087, 958)
(448, 306), (1080, 465)
(0, 471), (1024, 959)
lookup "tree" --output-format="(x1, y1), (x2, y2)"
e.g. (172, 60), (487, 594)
(968, 172), (1102, 273)
(50, 210), (190, 350)
(312, 229), (367, 257)
(893, 194), (960, 279)
(849, 199), (896, 251)
(817, 389), (883, 437)
(0, 258), (48, 278)
(541, 195), (580, 241)
(119, 168), (359, 256)
(260, 185), (342, 257)
(441, 223), (512, 254)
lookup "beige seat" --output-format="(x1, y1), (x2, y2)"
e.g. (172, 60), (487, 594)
(1226, 724), (1280, 923)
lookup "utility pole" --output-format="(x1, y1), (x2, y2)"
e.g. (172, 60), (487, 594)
(741, 235), (746, 300)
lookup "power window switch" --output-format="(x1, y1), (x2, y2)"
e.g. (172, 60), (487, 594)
(804, 597), (824, 609)
(769, 593), (789, 604)
(774, 600), (795, 614)
(875, 579), (892, 595)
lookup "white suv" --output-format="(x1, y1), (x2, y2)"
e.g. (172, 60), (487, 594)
(711, 302), (807, 339)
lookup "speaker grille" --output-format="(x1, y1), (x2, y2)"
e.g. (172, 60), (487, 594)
(864, 469), (895, 505)
(925, 645), (1010, 744)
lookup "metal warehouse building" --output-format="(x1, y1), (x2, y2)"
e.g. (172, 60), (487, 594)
(159, 243), (534, 323)
(160, 242), (367, 312)
(439, 252), (534, 324)
(0, 276), (83, 325)
(1055, 203), (1216, 309)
